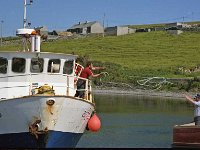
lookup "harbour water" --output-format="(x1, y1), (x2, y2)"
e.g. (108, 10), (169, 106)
(76, 94), (193, 148)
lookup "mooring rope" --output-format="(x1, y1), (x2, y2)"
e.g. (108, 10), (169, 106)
(137, 77), (173, 90)
(100, 72), (109, 76)
(99, 72), (109, 82)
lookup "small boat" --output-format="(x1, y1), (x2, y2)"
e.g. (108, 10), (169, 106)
(172, 122), (200, 148)
(0, 0), (99, 148)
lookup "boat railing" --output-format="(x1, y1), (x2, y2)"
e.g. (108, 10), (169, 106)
(68, 76), (93, 103)
(0, 73), (93, 103)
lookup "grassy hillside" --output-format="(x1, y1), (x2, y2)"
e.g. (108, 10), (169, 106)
(41, 31), (200, 77)
(1, 31), (200, 90)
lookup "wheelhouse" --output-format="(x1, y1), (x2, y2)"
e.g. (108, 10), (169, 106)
(0, 52), (77, 100)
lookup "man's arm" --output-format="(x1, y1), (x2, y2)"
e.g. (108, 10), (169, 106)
(90, 73), (102, 78)
(86, 68), (102, 78)
(91, 66), (106, 71)
(184, 94), (196, 104)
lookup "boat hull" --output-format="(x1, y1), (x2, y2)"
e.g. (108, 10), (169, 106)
(0, 131), (82, 148)
(0, 96), (94, 148)
(172, 124), (200, 148)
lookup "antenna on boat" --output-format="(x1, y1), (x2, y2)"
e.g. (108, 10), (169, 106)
(16, 0), (40, 52)
(23, 0), (33, 28)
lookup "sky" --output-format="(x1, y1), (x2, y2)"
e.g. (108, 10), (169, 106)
(0, 0), (200, 37)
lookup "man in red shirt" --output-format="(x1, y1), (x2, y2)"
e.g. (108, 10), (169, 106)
(74, 61), (105, 98)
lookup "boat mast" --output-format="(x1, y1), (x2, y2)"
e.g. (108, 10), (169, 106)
(16, 0), (39, 52)
(23, 0), (33, 28)
(23, 0), (27, 28)
(16, 0), (41, 52)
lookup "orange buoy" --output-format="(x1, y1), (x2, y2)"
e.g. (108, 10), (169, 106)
(88, 113), (101, 132)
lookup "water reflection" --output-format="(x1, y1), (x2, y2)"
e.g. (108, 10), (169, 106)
(76, 94), (193, 148)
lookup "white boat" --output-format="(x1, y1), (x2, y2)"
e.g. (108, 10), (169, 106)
(0, 0), (98, 148)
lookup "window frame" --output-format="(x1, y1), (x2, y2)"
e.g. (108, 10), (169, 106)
(63, 60), (74, 75)
(0, 57), (8, 74)
(12, 57), (26, 73)
(30, 58), (44, 73)
(47, 59), (61, 73)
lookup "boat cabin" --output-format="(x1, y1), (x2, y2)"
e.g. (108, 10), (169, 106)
(0, 51), (80, 100)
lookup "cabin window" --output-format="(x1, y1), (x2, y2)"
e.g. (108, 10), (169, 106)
(12, 57), (26, 73)
(30, 58), (44, 73)
(0, 57), (8, 74)
(63, 60), (74, 75)
(48, 59), (60, 73)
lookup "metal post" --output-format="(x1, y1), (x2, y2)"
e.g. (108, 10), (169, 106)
(0, 20), (3, 46)
(22, 0), (33, 51)
(182, 16), (185, 24)
(23, 0), (27, 28)
(102, 13), (105, 37)
(23, 0), (33, 28)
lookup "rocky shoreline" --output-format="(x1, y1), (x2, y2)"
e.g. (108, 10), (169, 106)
(93, 87), (197, 100)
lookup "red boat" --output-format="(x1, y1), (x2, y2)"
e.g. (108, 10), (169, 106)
(172, 122), (200, 148)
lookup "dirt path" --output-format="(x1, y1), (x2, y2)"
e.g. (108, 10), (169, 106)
(93, 87), (197, 100)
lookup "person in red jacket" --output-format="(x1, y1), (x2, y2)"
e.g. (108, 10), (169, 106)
(74, 61), (105, 98)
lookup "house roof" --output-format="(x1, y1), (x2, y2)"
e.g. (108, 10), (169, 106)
(68, 21), (99, 29)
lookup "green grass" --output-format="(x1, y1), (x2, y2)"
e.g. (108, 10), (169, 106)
(1, 31), (200, 86)
(42, 31), (200, 76)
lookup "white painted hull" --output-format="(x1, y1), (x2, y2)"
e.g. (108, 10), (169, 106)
(0, 96), (95, 148)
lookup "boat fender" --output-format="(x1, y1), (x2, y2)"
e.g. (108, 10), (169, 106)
(88, 113), (101, 132)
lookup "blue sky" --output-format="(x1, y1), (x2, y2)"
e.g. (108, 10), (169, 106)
(0, 0), (200, 36)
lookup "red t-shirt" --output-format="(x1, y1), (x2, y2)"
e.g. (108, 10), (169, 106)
(80, 67), (93, 79)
